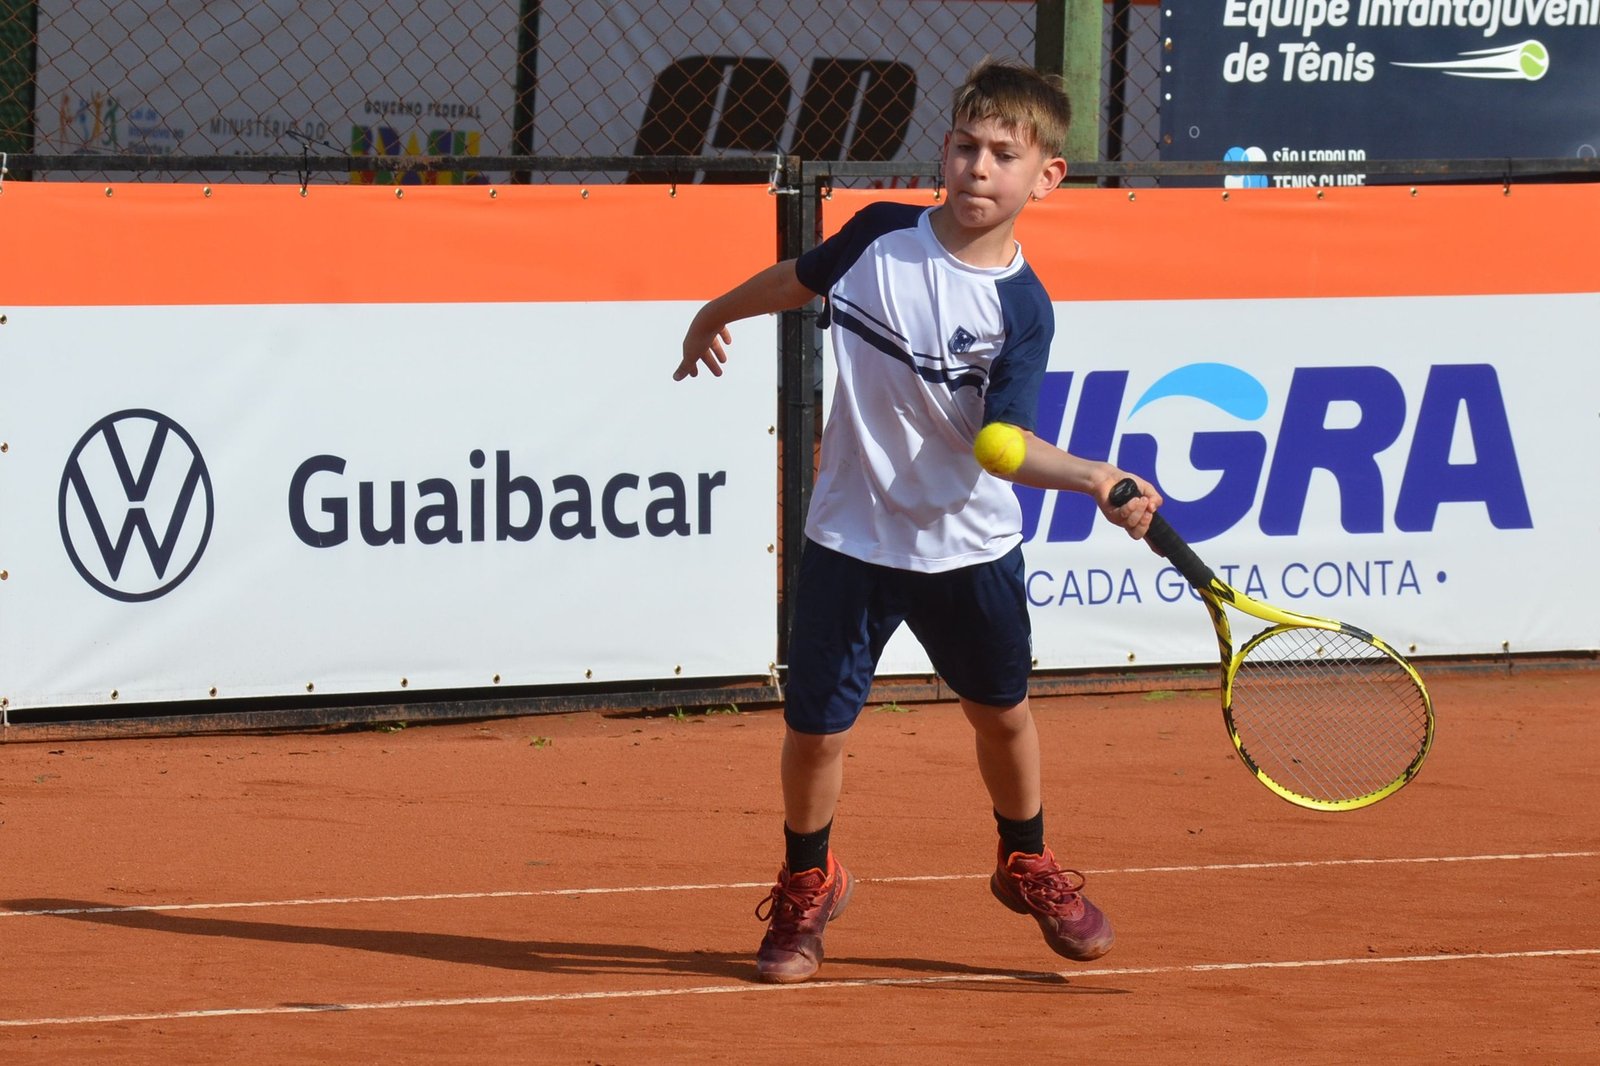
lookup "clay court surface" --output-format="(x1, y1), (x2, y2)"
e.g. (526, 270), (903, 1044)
(2, 667), (1596, 1064)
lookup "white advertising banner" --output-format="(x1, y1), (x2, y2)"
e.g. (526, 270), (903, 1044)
(1011, 291), (1599, 671)
(0, 184), (779, 711)
(33, 0), (517, 179)
(0, 302), (777, 709)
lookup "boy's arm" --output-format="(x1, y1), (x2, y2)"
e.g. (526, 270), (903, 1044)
(675, 260), (816, 381)
(1003, 429), (1163, 540)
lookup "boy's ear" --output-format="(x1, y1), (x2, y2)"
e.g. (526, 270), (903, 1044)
(1033, 155), (1069, 200)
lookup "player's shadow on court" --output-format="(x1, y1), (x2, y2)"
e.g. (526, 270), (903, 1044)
(6, 899), (1121, 991)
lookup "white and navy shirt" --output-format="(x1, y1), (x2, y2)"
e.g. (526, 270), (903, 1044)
(795, 202), (1055, 573)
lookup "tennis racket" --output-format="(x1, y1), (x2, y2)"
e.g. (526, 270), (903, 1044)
(1110, 478), (1434, 811)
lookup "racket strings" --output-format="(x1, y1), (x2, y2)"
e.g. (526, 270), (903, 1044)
(1242, 652), (1424, 800)
(1229, 627), (1430, 805)
(1236, 636), (1426, 801)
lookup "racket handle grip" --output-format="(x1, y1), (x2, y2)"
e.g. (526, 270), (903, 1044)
(1108, 477), (1218, 590)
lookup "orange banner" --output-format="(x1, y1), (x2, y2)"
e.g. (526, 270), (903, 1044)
(823, 184), (1600, 301)
(13, 181), (1596, 307)
(0, 183), (776, 305)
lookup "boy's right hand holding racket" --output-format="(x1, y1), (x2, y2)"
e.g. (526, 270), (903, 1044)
(1094, 471), (1161, 541)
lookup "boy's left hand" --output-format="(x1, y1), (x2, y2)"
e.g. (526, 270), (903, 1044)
(676, 319), (733, 380)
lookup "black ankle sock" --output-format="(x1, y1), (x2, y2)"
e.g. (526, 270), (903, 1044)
(783, 820), (833, 874)
(995, 808), (1045, 857)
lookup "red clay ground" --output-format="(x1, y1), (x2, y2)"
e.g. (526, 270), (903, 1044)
(2, 667), (1597, 1064)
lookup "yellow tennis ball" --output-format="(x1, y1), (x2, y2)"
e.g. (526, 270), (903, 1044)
(974, 422), (1026, 476)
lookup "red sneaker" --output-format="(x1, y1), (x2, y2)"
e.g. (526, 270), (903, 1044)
(990, 845), (1114, 961)
(754, 853), (854, 983)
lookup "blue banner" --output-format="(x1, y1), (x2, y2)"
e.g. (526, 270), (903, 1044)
(1160, 0), (1600, 186)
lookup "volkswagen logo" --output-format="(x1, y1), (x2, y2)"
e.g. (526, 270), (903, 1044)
(58, 410), (214, 602)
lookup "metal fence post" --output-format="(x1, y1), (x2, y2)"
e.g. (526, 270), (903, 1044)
(777, 156), (819, 673)
(0, 0), (35, 164)
(511, 1), (540, 184)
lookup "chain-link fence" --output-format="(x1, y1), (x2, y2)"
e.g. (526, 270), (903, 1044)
(0, 1), (1164, 184)
(1104, 0), (1160, 177)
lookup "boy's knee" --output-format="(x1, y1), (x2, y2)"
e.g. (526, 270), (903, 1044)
(784, 726), (850, 762)
(961, 697), (1033, 736)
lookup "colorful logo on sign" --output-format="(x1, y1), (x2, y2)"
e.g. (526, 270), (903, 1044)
(349, 125), (489, 185)
(1223, 146), (1270, 189)
(1017, 362), (1531, 544)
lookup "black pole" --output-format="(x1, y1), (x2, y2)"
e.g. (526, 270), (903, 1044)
(1033, 0), (1066, 77)
(777, 158), (818, 672)
(0, 0), (37, 176)
(1105, 0), (1130, 186)
(510, 0), (539, 184)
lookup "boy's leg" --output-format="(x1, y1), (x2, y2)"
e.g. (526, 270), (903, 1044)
(960, 694), (1041, 823)
(904, 547), (1115, 963)
(963, 692), (1115, 962)
(781, 726), (849, 835)
(753, 724), (856, 984)
(756, 543), (892, 983)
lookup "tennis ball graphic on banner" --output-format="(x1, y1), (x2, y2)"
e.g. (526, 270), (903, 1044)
(1520, 41), (1549, 80)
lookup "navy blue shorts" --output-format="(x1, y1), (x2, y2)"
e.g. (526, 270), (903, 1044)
(783, 540), (1033, 735)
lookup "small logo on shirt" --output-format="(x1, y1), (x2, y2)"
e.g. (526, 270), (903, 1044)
(947, 326), (976, 354)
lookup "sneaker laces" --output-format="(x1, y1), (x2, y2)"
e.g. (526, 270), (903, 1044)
(755, 870), (826, 931)
(1011, 861), (1088, 918)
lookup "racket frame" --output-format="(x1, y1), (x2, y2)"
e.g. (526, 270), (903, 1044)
(1112, 479), (1435, 811)
(1193, 578), (1435, 810)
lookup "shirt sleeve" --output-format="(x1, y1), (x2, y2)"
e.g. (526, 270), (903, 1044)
(982, 270), (1055, 433)
(796, 201), (928, 300)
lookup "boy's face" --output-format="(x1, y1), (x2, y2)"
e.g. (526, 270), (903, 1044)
(939, 116), (1066, 234)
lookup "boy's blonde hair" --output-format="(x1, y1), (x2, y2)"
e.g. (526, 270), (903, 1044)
(951, 59), (1072, 158)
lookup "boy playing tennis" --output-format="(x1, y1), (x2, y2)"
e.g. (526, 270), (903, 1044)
(675, 59), (1160, 983)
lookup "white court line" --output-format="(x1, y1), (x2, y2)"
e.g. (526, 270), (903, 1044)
(1, 850), (1594, 919)
(1, 948), (1596, 1027)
